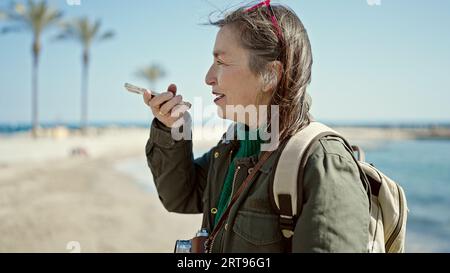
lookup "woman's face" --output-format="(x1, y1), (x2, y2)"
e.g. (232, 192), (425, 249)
(205, 25), (268, 124)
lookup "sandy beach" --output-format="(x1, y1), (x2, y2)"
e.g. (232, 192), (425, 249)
(0, 128), (208, 253)
(1, 125), (449, 253)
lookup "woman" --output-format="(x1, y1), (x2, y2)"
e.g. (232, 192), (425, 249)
(143, 2), (369, 253)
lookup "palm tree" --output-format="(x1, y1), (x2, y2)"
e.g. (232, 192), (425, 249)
(0, 0), (62, 138)
(55, 17), (114, 134)
(136, 64), (166, 90)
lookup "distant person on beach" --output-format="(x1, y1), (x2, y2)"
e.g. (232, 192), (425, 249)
(143, 2), (369, 252)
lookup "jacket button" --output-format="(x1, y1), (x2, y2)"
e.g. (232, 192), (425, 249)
(248, 167), (254, 174)
(214, 151), (220, 158)
(225, 223), (229, 231)
(211, 208), (217, 214)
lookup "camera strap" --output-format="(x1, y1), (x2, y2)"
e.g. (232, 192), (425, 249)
(205, 150), (275, 252)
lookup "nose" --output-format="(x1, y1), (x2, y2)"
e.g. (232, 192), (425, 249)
(205, 64), (216, 86)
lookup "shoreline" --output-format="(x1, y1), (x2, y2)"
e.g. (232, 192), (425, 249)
(335, 126), (450, 141)
(2, 125), (450, 142)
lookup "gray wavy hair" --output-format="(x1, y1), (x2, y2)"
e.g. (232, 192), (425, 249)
(209, 4), (313, 141)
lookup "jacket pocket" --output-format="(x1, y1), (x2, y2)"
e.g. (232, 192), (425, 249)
(232, 210), (282, 246)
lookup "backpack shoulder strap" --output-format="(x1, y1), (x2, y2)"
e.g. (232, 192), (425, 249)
(273, 122), (341, 238)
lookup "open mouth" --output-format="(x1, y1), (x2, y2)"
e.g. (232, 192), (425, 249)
(212, 91), (226, 103)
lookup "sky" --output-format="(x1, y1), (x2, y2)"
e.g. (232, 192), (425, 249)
(0, 0), (449, 125)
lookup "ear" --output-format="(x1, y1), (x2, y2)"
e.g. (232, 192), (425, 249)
(262, 61), (283, 93)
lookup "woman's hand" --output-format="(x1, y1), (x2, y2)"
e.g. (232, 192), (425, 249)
(143, 83), (190, 128)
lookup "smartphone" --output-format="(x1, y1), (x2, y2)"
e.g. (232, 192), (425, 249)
(124, 82), (192, 108)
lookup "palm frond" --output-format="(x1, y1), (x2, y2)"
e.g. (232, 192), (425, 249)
(90, 19), (101, 38)
(0, 0), (62, 37)
(137, 64), (167, 84)
(1, 25), (24, 34)
(0, 10), (9, 21)
(55, 16), (114, 49)
(31, 2), (62, 35)
(43, 9), (62, 27)
(52, 31), (68, 41)
(0, 2), (28, 24)
(98, 30), (114, 41)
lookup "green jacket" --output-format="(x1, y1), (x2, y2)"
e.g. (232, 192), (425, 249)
(146, 119), (370, 253)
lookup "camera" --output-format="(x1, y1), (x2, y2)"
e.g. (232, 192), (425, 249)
(174, 228), (209, 253)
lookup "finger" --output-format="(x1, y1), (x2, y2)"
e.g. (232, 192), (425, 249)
(143, 90), (153, 106)
(149, 92), (174, 109)
(159, 95), (183, 116)
(167, 83), (177, 96)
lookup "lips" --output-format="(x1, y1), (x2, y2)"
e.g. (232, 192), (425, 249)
(212, 91), (225, 103)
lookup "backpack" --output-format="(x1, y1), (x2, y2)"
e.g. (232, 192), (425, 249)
(272, 121), (408, 253)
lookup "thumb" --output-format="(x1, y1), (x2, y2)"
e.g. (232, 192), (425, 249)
(167, 83), (177, 96)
